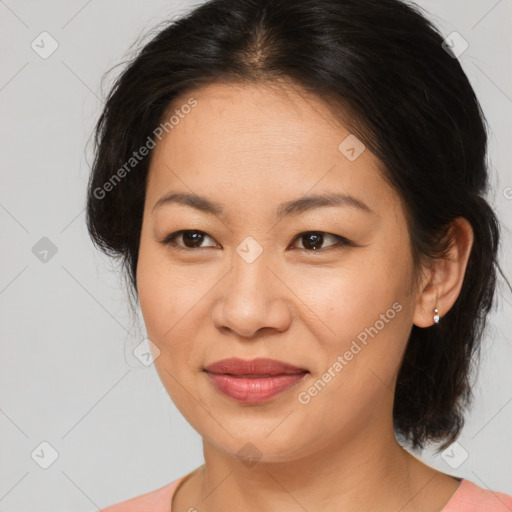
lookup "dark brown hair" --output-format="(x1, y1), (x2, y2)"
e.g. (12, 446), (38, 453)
(86, 0), (509, 451)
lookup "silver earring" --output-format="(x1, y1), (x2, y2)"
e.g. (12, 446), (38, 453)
(433, 292), (440, 324)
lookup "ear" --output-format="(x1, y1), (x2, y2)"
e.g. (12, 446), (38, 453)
(413, 217), (474, 328)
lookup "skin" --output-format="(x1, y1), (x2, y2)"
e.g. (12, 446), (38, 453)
(136, 80), (474, 512)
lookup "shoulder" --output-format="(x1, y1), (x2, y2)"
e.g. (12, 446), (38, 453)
(101, 476), (185, 512)
(442, 478), (512, 512)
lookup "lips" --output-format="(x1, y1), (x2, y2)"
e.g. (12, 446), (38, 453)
(203, 358), (308, 404)
(204, 357), (308, 376)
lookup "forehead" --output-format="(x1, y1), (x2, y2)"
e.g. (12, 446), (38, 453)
(153, 80), (357, 162)
(146, 81), (398, 219)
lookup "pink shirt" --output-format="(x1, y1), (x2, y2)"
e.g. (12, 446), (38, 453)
(101, 476), (512, 512)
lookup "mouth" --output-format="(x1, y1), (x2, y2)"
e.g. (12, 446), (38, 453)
(203, 358), (309, 404)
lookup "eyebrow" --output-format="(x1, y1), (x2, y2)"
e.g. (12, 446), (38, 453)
(152, 191), (375, 218)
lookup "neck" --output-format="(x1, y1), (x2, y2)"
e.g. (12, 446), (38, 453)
(192, 416), (422, 511)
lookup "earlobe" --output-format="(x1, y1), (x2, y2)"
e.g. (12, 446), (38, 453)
(433, 289), (440, 324)
(412, 217), (474, 328)
(412, 282), (440, 328)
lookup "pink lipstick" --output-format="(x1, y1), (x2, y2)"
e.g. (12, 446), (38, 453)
(204, 357), (308, 404)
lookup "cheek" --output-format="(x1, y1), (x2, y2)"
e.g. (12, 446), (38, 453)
(136, 243), (218, 373)
(288, 255), (413, 385)
(290, 268), (412, 436)
(137, 265), (197, 347)
(136, 255), (207, 412)
(137, 241), (185, 349)
(291, 257), (403, 334)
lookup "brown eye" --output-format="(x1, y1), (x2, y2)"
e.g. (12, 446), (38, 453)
(161, 230), (218, 250)
(160, 229), (352, 253)
(292, 231), (352, 251)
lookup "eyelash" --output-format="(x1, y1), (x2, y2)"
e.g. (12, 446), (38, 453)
(159, 230), (354, 253)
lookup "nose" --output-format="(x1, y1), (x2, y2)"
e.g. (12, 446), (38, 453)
(211, 252), (294, 339)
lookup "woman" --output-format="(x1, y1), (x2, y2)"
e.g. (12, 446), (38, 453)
(87, 0), (512, 510)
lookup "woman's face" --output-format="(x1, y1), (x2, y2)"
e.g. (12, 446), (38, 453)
(137, 81), (422, 462)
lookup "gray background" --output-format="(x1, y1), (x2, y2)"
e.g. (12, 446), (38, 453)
(0, 1), (511, 510)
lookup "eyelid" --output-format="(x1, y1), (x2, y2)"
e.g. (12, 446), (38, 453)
(291, 231), (354, 250)
(160, 230), (218, 250)
(159, 229), (354, 251)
